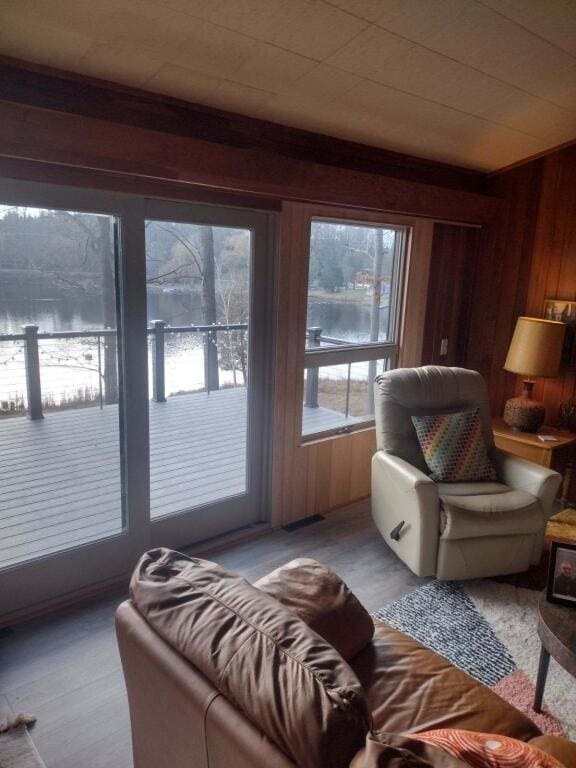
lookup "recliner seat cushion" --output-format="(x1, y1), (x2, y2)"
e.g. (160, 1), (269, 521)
(130, 548), (370, 768)
(255, 558), (375, 660)
(435, 482), (509, 497)
(439, 491), (542, 540)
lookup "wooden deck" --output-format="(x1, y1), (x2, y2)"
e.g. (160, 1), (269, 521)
(0, 388), (361, 569)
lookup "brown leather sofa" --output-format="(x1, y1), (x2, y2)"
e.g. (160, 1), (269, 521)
(117, 551), (576, 768)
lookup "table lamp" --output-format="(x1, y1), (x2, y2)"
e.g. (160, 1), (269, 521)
(503, 316), (565, 432)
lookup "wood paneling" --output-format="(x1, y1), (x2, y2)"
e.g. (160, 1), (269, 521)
(467, 143), (576, 424)
(0, 156), (282, 211)
(523, 145), (576, 425)
(466, 160), (544, 413)
(0, 99), (499, 223)
(0, 56), (489, 194)
(422, 223), (480, 366)
(397, 220), (434, 368)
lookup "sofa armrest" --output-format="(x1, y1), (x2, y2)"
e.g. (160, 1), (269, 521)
(371, 452), (439, 577)
(493, 449), (562, 518)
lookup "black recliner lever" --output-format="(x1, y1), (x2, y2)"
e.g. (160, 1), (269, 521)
(390, 520), (406, 541)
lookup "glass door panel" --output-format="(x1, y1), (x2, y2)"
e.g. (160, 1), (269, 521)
(0, 205), (125, 569)
(0, 181), (273, 618)
(145, 220), (251, 520)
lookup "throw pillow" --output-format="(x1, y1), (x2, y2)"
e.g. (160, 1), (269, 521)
(255, 558), (374, 660)
(412, 729), (563, 768)
(411, 408), (497, 482)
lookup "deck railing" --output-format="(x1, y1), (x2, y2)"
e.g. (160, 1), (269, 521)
(0, 323), (357, 420)
(0, 322), (248, 420)
(304, 326), (353, 409)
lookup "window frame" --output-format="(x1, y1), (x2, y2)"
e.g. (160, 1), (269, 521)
(302, 216), (410, 441)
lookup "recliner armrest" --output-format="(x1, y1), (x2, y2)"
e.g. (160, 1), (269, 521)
(492, 449), (562, 518)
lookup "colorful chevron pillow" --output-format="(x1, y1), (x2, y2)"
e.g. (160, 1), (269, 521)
(411, 408), (497, 482)
(412, 729), (563, 768)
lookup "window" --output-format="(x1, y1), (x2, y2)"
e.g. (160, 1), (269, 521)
(302, 219), (408, 439)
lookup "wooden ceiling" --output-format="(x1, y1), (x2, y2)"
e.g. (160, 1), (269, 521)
(1, 0), (575, 171)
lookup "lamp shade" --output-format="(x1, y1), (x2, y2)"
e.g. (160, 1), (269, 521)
(504, 316), (565, 378)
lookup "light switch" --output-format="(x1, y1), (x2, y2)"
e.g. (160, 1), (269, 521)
(440, 338), (448, 356)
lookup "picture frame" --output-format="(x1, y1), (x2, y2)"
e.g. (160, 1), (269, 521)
(547, 540), (576, 607)
(544, 298), (576, 370)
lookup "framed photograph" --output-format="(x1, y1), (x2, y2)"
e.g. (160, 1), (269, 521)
(547, 541), (576, 607)
(544, 299), (576, 370)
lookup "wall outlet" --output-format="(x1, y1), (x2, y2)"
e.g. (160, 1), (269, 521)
(440, 338), (448, 356)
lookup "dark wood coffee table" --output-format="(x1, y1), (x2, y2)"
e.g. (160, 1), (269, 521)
(534, 594), (576, 712)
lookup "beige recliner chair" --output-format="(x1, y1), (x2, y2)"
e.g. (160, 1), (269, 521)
(371, 366), (561, 580)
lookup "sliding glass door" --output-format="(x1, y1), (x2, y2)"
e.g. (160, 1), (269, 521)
(144, 200), (273, 548)
(0, 207), (125, 569)
(0, 180), (274, 617)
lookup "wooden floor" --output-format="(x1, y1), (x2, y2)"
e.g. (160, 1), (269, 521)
(0, 388), (357, 569)
(0, 503), (425, 768)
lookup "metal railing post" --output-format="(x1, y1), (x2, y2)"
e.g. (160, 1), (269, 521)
(23, 324), (43, 420)
(368, 359), (377, 415)
(203, 328), (220, 394)
(152, 320), (166, 403)
(304, 327), (322, 408)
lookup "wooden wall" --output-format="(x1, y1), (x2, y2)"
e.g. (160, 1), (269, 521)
(0, 61), (502, 526)
(422, 223), (480, 366)
(467, 143), (576, 423)
(522, 145), (576, 424)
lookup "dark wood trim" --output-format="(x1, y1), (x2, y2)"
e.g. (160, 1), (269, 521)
(0, 99), (499, 223)
(0, 55), (490, 194)
(0, 156), (281, 211)
(488, 138), (576, 177)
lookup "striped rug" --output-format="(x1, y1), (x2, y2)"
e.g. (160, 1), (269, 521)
(375, 580), (576, 740)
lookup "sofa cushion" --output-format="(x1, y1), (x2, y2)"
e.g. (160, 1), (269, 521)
(130, 548), (370, 768)
(411, 408), (497, 482)
(255, 558), (374, 660)
(350, 733), (472, 766)
(413, 729), (563, 767)
(349, 620), (541, 742)
(439, 491), (542, 540)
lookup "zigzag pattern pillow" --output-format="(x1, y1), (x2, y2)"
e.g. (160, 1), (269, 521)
(412, 729), (563, 768)
(411, 408), (497, 482)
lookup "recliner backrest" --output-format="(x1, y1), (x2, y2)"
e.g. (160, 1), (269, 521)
(374, 366), (494, 474)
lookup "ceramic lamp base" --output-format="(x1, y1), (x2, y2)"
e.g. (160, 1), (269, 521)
(503, 397), (545, 432)
(503, 379), (545, 432)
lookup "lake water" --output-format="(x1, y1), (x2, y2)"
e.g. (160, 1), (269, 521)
(0, 293), (387, 409)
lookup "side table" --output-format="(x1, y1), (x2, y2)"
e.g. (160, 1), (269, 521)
(492, 418), (576, 507)
(534, 594), (576, 712)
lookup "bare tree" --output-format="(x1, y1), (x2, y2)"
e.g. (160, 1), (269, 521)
(197, 226), (219, 391)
